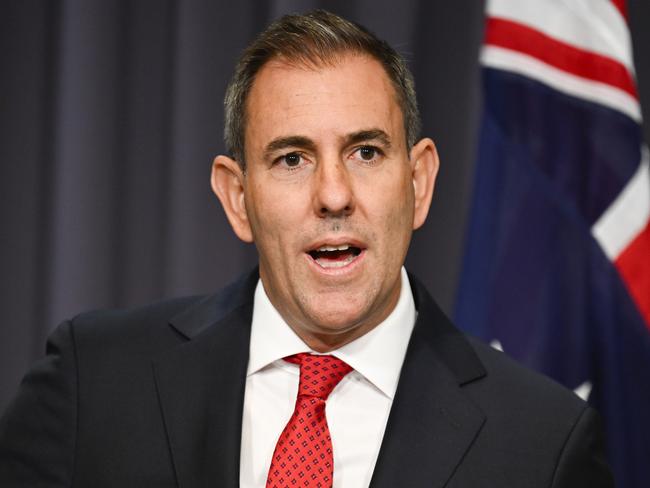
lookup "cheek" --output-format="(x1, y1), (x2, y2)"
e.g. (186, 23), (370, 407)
(362, 170), (413, 224)
(370, 180), (415, 257)
(245, 185), (305, 254)
(384, 203), (414, 251)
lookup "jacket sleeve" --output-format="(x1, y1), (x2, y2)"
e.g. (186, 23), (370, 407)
(551, 406), (615, 488)
(0, 320), (78, 487)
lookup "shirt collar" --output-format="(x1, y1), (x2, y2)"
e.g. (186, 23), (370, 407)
(247, 267), (416, 400)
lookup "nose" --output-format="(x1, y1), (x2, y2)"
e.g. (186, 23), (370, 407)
(312, 158), (355, 218)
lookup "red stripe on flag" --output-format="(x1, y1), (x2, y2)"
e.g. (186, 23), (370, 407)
(615, 222), (650, 329)
(609, 0), (628, 21)
(485, 17), (638, 99)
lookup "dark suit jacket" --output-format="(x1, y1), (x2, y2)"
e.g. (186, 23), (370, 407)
(0, 270), (614, 487)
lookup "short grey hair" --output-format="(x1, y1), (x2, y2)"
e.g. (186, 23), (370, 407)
(223, 9), (421, 168)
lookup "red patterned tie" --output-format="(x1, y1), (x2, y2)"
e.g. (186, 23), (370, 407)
(266, 353), (353, 488)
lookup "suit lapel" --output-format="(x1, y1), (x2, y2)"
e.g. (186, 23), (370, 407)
(152, 271), (258, 488)
(370, 277), (487, 488)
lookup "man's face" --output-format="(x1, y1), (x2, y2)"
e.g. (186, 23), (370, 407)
(213, 53), (437, 351)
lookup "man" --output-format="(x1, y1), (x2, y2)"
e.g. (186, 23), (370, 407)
(0, 10), (613, 488)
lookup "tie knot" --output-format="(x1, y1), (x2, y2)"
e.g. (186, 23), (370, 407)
(285, 353), (352, 400)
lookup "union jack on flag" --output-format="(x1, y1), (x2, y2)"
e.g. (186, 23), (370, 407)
(455, 1), (650, 486)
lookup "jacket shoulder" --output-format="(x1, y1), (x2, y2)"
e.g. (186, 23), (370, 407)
(459, 338), (613, 487)
(68, 267), (259, 356)
(65, 295), (205, 362)
(466, 336), (586, 414)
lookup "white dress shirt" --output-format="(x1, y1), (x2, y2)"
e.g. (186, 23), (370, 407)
(239, 267), (416, 488)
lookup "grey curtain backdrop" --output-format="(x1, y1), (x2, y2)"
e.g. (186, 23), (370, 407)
(1, 0), (649, 412)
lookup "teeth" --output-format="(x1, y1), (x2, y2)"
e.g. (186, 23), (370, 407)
(316, 244), (350, 252)
(315, 254), (356, 268)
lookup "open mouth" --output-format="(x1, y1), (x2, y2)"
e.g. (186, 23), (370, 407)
(307, 244), (363, 269)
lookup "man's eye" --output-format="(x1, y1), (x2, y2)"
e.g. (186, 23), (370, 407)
(353, 146), (382, 163)
(359, 147), (376, 160)
(281, 152), (302, 167)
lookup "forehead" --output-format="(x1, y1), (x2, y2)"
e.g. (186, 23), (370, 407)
(244, 54), (404, 153)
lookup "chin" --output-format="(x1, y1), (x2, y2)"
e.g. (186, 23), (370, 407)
(303, 299), (373, 334)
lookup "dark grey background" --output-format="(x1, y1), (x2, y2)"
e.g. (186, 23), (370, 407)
(1, 0), (648, 412)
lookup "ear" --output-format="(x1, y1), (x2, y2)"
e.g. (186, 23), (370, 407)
(409, 138), (440, 230)
(211, 155), (254, 242)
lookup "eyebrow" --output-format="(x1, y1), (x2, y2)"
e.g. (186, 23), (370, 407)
(344, 129), (392, 149)
(264, 136), (317, 160)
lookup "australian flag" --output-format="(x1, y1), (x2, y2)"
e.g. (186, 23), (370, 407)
(455, 0), (650, 486)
